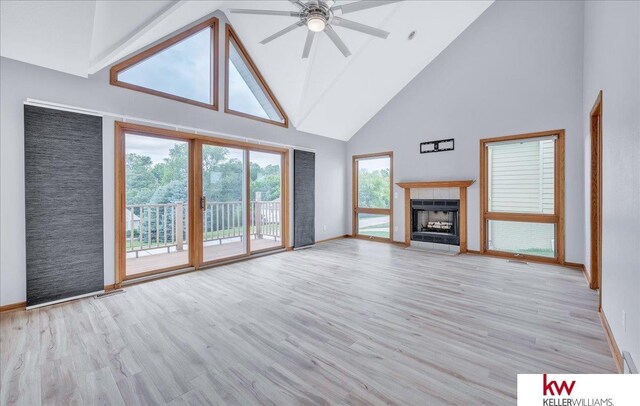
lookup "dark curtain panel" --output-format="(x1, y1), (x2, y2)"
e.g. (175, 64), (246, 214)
(24, 105), (104, 306)
(293, 150), (315, 248)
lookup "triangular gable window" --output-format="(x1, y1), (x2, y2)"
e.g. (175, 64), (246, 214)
(225, 26), (288, 127)
(110, 18), (218, 110)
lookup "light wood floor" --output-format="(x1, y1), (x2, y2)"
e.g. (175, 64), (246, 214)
(1, 239), (615, 405)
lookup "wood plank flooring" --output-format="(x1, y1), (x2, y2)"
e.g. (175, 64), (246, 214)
(1, 239), (615, 405)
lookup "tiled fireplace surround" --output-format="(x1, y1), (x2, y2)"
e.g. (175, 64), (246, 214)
(410, 187), (461, 253)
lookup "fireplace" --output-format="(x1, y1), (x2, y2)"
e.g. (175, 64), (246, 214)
(411, 199), (460, 246)
(397, 180), (473, 251)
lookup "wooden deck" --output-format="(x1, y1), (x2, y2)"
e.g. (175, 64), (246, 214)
(126, 238), (281, 276)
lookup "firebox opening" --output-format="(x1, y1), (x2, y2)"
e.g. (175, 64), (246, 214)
(410, 199), (460, 246)
(416, 210), (455, 234)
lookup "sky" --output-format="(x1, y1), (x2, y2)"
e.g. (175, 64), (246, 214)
(125, 134), (184, 164)
(358, 156), (390, 172)
(228, 43), (270, 120)
(119, 28), (212, 104)
(126, 134), (280, 169)
(119, 26), (270, 119)
(121, 26), (282, 169)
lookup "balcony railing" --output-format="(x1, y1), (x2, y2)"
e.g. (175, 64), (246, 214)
(126, 201), (280, 255)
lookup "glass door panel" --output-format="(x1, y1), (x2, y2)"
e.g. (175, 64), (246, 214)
(201, 144), (247, 262)
(125, 133), (190, 277)
(353, 154), (392, 240)
(249, 151), (283, 252)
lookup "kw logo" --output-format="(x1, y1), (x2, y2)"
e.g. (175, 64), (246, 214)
(543, 374), (576, 396)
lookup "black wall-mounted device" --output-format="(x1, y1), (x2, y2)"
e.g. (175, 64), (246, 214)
(420, 138), (455, 154)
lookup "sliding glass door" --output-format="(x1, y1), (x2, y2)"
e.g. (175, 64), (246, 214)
(249, 151), (284, 252)
(197, 145), (285, 261)
(116, 122), (289, 282)
(352, 152), (393, 241)
(200, 143), (247, 263)
(123, 133), (191, 277)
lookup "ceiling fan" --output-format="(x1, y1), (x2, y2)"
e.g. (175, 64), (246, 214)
(229, 1), (402, 58)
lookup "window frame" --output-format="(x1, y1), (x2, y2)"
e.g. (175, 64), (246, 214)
(224, 25), (289, 128)
(352, 152), (394, 243)
(480, 130), (565, 264)
(110, 17), (219, 110)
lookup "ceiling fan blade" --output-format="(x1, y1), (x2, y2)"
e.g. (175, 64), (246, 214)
(261, 21), (305, 44)
(331, 16), (390, 39)
(302, 30), (316, 59)
(289, 0), (307, 8)
(324, 25), (351, 57)
(332, 1), (402, 15)
(229, 9), (302, 17)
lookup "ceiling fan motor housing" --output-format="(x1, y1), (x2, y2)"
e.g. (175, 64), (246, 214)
(303, 3), (332, 29)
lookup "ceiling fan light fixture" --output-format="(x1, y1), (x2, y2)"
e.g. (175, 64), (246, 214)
(307, 15), (326, 32)
(239, 0), (401, 58)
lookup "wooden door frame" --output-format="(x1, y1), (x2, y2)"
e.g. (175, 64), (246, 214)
(589, 91), (603, 305)
(479, 129), (565, 264)
(195, 140), (249, 267)
(115, 122), (289, 286)
(114, 122), (196, 285)
(352, 151), (394, 243)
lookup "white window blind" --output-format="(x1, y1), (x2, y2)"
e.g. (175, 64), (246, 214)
(488, 138), (555, 214)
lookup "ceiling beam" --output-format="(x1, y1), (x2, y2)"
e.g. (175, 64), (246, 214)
(87, 0), (187, 75)
(296, 2), (402, 128)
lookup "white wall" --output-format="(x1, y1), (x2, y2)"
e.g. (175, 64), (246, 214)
(347, 0), (586, 262)
(2, 2), (636, 372)
(582, 0), (640, 369)
(0, 15), (347, 306)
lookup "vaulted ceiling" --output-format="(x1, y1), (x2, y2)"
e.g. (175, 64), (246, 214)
(0, 1), (493, 140)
